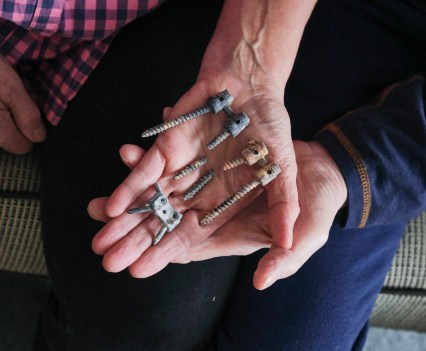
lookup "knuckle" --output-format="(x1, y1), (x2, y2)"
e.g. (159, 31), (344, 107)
(0, 83), (13, 104)
(21, 106), (41, 126)
(0, 109), (11, 124)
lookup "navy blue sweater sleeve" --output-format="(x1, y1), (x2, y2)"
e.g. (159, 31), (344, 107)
(314, 77), (426, 229)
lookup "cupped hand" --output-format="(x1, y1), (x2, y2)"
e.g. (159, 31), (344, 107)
(0, 55), (45, 154)
(89, 140), (347, 290)
(90, 70), (299, 277)
(181, 140), (348, 289)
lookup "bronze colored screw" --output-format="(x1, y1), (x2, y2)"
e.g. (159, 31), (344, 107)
(223, 140), (268, 171)
(182, 170), (215, 201)
(141, 90), (234, 137)
(200, 179), (260, 225)
(200, 162), (281, 225)
(173, 156), (207, 180)
(223, 157), (246, 171)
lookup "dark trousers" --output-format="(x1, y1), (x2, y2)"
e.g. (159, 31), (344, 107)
(38, 0), (425, 350)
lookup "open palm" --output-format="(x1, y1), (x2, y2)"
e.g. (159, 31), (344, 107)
(89, 140), (346, 288)
(90, 72), (299, 277)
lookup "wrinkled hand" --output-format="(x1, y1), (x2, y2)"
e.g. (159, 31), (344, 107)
(89, 70), (299, 278)
(89, 140), (347, 289)
(181, 140), (348, 289)
(0, 55), (45, 154)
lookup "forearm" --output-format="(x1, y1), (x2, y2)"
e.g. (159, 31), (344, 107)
(201, 0), (317, 94)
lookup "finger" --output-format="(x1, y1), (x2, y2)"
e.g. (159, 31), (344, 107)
(0, 57), (45, 142)
(162, 106), (172, 119)
(0, 107), (32, 154)
(128, 211), (212, 278)
(106, 144), (166, 217)
(119, 144), (146, 169)
(253, 208), (331, 290)
(175, 196), (271, 263)
(92, 208), (153, 255)
(87, 144), (145, 222)
(267, 154), (299, 249)
(128, 188), (260, 277)
(102, 215), (160, 273)
(178, 220), (271, 263)
(87, 197), (110, 222)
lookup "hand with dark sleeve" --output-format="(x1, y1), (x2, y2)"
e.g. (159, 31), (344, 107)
(191, 76), (426, 288)
(315, 77), (426, 229)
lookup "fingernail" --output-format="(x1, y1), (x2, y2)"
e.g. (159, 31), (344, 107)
(87, 206), (95, 219)
(163, 107), (172, 118)
(119, 149), (130, 167)
(261, 275), (276, 290)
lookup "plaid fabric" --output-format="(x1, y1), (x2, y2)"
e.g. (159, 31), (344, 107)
(0, 0), (163, 125)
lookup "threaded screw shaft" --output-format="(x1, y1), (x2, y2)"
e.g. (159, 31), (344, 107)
(173, 156), (207, 180)
(207, 130), (231, 150)
(200, 179), (260, 225)
(127, 204), (151, 214)
(142, 106), (211, 137)
(183, 170), (215, 201)
(223, 157), (246, 171)
(152, 226), (168, 245)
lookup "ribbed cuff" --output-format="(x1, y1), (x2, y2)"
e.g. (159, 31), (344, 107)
(315, 123), (371, 229)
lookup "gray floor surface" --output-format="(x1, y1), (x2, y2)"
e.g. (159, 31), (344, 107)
(1, 271), (425, 351)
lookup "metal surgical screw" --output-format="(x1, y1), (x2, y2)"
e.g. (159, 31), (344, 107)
(141, 90), (234, 137)
(223, 140), (269, 171)
(207, 112), (250, 150)
(200, 162), (281, 225)
(127, 183), (183, 245)
(183, 170), (215, 201)
(173, 156), (207, 180)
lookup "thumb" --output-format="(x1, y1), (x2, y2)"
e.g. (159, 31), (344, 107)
(267, 158), (299, 249)
(253, 207), (331, 290)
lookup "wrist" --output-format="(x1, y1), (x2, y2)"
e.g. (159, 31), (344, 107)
(200, 0), (317, 94)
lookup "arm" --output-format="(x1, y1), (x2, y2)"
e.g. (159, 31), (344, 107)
(200, 0), (317, 95)
(94, 0), (318, 279)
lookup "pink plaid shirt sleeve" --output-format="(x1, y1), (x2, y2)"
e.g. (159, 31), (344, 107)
(0, 0), (163, 124)
(0, 0), (63, 33)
